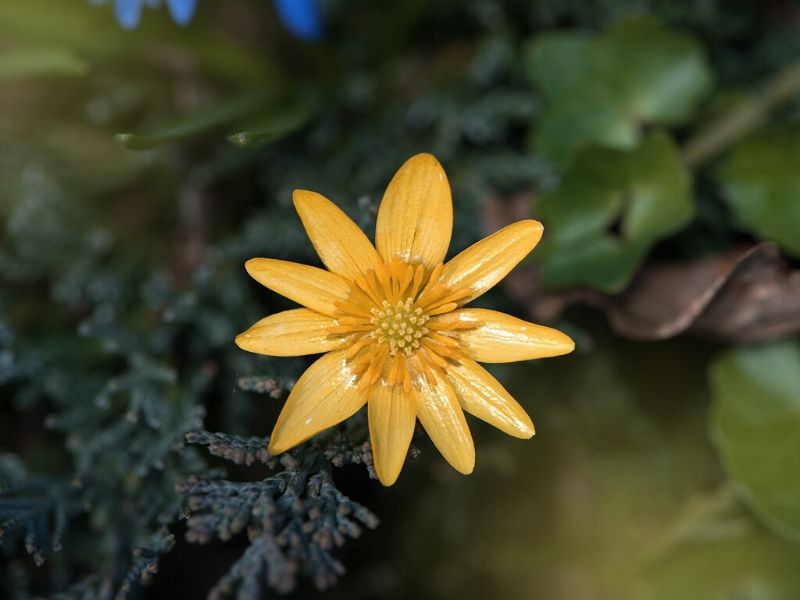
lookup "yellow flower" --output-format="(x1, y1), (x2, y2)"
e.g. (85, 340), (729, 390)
(236, 154), (574, 485)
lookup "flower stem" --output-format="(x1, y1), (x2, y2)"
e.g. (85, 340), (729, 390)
(682, 59), (800, 169)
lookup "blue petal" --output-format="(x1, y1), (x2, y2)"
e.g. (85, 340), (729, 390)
(165, 0), (197, 26)
(115, 0), (144, 29)
(273, 0), (323, 41)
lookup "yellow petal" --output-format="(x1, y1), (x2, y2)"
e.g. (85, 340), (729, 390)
(440, 220), (543, 305)
(435, 308), (574, 363)
(268, 350), (366, 454)
(293, 190), (380, 281)
(375, 153), (453, 269)
(235, 309), (346, 357)
(245, 258), (367, 317)
(411, 361), (475, 475)
(447, 358), (534, 439)
(368, 383), (417, 486)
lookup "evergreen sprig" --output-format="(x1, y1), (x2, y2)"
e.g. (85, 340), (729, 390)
(180, 431), (379, 597)
(0, 455), (67, 567)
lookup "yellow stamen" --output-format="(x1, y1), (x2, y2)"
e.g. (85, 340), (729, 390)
(420, 344), (448, 369)
(335, 259), (469, 390)
(428, 302), (458, 316)
(409, 264), (425, 298)
(344, 335), (373, 359)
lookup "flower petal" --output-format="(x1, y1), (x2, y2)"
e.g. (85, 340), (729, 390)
(245, 258), (368, 317)
(447, 358), (534, 439)
(273, 0), (324, 41)
(411, 362), (475, 474)
(293, 190), (380, 281)
(368, 383), (417, 486)
(436, 308), (574, 363)
(165, 0), (197, 25)
(114, 0), (143, 29)
(268, 351), (366, 454)
(236, 309), (346, 357)
(440, 220), (543, 305)
(375, 153), (453, 269)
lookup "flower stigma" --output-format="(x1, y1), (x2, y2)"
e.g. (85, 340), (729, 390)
(371, 299), (429, 356)
(329, 257), (473, 391)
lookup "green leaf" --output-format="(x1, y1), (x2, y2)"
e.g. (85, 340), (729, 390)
(0, 47), (88, 80)
(115, 92), (272, 150)
(526, 16), (713, 164)
(536, 133), (694, 292)
(709, 341), (800, 543)
(227, 96), (318, 148)
(718, 126), (800, 257)
(0, 0), (277, 87)
(642, 528), (800, 600)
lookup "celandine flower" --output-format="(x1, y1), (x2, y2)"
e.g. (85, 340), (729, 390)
(237, 154), (574, 485)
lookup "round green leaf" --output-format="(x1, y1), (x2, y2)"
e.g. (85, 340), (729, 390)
(599, 17), (713, 124)
(710, 340), (800, 542)
(526, 16), (713, 164)
(537, 133), (694, 292)
(642, 530), (800, 600)
(718, 126), (800, 257)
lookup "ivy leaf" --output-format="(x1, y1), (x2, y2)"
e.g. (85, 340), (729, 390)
(642, 528), (800, 600)
(709, 341), (800, 543)
(526, 16), (713, 164)
(536, 133), (694, 292)
(718, 126), (800, 257)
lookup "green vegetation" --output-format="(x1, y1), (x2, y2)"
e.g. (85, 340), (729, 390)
(2, 1), (800, 598)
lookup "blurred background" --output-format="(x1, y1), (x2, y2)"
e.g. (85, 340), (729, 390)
(2, 1), (800, 599)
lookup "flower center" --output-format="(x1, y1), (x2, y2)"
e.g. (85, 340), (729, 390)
(333, 258), (472, 390)
(370, 299), (430, 356)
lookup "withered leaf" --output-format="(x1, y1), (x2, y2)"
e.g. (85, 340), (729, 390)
(484, 194), (800, 343)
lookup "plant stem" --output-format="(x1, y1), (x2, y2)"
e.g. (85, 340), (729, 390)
(682, 59), (800, 168)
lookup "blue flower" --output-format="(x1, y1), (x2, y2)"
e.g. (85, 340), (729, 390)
(91, 0), (197, 30)
(165, 0), (197, 25)
(273, 0), (323, 42)
(93, 0), (324, 40)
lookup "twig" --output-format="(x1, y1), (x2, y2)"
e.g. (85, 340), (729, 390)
(682, 59), (800, 169)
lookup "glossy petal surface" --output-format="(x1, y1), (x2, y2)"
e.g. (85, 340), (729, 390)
(293, 190), (380, 281)
(268, 351), (367, 454)
(368, 383), (417, 486)
(435, 308), (574, 363)
(235, 308), (345, 356)
(245, 258), (367, 317)
(448, 358), (534, 438)
(375, 153), (453, 269)
(441, 220), (543, 305)
(412, 362), (475, 474)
